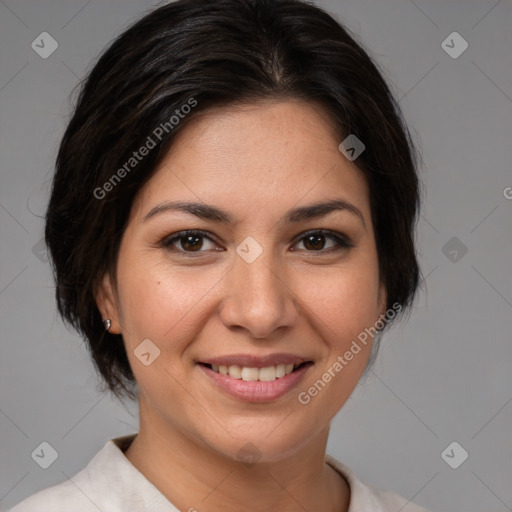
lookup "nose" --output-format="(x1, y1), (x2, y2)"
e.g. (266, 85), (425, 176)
(218, 249), (299, 339)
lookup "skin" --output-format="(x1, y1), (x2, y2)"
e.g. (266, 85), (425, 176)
(96, 99), (387, 512)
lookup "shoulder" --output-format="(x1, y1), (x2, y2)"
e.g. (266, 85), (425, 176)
(7, 477), (107, 512)
(8, 436), (135, 512)
(370, 488), (434, 512)
(8, 433), (174, 512)
(325, 454), (435, 512)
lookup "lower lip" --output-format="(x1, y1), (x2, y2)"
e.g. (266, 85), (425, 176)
(198, 363), (313, 402)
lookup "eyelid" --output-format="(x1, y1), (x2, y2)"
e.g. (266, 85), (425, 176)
(161, 228), (354, 254)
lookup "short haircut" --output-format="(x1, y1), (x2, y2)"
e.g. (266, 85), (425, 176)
(45, 0), (423, 401)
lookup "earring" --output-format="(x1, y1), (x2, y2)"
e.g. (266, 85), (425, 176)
(103, 319), (112, 332)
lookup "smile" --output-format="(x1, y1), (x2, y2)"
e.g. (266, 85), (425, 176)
(197, 361), (314, 402)
(200, 362), (309, 382)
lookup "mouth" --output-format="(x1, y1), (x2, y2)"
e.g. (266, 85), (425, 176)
(197, 360), (314, 402)
(197, 361), (313, 382)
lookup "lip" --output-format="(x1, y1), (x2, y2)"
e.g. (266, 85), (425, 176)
(198, 353), (312, 368)
(197, 361), (314, 402)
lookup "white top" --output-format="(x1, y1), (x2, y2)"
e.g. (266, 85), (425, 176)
(9, 433), (432, 512)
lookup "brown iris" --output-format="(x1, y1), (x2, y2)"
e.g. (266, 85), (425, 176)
(303, 233), (326, 251)
(181, 234), (203, 251)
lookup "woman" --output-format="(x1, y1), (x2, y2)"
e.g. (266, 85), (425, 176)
(10, 0), (432, 510)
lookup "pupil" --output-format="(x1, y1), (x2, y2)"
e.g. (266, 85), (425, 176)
(304, 234), (324, 250)
(182, 235), (202, 251)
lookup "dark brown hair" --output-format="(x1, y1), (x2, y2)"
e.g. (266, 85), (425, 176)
(45, 0), (423, 401)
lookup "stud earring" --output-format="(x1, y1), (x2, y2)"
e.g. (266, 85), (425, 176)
(103, 319), (112, 332)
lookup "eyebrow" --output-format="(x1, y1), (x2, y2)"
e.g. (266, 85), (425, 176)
(143, 199), (366, 230)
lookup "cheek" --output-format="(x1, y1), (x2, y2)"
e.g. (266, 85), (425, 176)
(297, 267), (379, 415)
(116, 255), (218, 349)
(301, 260), (381, 340)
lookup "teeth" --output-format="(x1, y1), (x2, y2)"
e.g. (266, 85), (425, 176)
(275, 364), (286, 378)
(210, 363), (298, 381)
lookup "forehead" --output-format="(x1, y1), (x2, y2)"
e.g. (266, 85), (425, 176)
(131, 99), (370, 224)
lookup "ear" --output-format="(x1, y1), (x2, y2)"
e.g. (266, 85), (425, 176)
(95, 272), (122, 334)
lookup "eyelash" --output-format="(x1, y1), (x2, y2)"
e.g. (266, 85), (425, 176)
(161, 229), (354, 256)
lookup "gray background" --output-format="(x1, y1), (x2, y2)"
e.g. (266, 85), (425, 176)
(1, 1), (511, 511)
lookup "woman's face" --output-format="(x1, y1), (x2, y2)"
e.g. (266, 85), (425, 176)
(99, 99), (386, 462)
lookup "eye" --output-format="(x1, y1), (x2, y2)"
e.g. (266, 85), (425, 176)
(162, 230), (219, 254)
(161, 229), (353, 255)
(291, 230), (353, 253)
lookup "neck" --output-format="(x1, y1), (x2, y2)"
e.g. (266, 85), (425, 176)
(123, 407), (350, 512)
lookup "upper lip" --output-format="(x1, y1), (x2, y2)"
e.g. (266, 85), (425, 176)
(198, 353), (313, 368)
